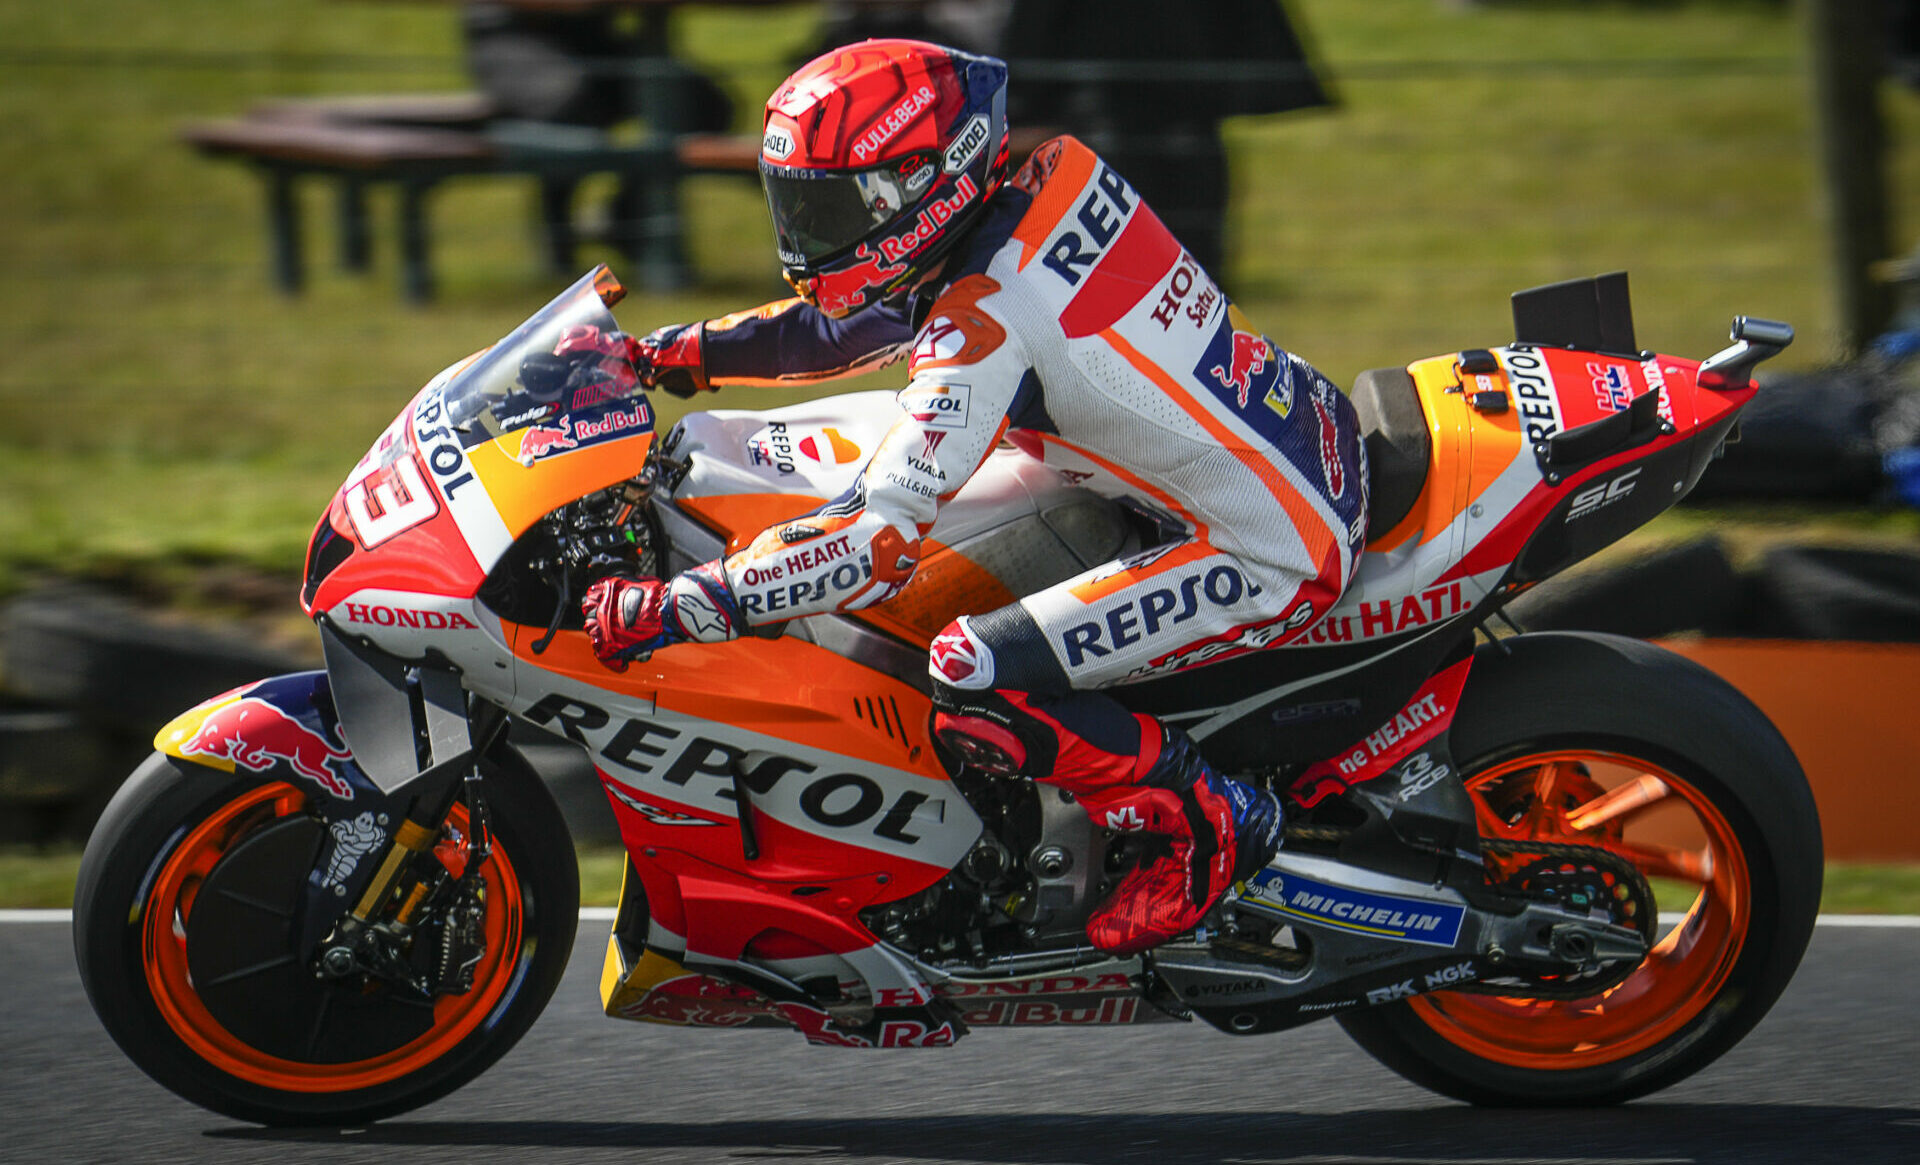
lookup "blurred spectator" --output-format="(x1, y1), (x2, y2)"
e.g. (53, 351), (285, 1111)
(1891, 0), (1920, 88)
(462, 3), (735, 133)
(1001, 0), (1330, 279)
(804, 1), (1330, 284)
(461, 2), (735, 261)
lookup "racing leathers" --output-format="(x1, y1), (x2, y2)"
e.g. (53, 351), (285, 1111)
(585, 136), (1368, 954)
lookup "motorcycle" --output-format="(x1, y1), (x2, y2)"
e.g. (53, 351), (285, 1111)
(75, 266), (1821, 1124)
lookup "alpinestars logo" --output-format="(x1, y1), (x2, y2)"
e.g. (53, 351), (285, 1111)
(1105, 806), (1146, 831)
(1311, 391), (1345, 499)
(929, 618), (994, 690)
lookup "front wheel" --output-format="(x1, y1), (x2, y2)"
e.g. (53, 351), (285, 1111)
(74, 746), (578, 1126)
(1337, 632), (1822, 1105)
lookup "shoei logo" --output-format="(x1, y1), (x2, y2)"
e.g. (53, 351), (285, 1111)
(762, 127), (795, 161)
(944, 114), (990, 174)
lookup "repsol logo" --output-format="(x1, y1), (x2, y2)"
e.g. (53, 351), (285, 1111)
(737, 552), (873, 617)
(1041, 164), (1134, 286)
(1059, 565), (1263, 667)
(1502, 349), (1562, 444)
(522, 695), (933, 845)
(411, 388), (477, 499)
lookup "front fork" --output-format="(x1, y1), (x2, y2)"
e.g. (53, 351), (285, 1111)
(312, 694), (509, 998)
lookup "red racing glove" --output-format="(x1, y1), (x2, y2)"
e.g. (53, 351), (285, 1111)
(631, 323), (710, 398)
(581, 563), (741, 670)
(582, 574), (676, 671)
(550, 324), (642, 400)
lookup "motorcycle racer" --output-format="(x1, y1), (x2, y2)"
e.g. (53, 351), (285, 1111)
(583, 38), (1368, 955)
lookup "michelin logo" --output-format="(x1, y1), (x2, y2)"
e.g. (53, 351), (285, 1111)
(1243, 870), (1466, 948)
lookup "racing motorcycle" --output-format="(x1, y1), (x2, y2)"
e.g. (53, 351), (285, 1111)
(75, 266), (1821, 1125)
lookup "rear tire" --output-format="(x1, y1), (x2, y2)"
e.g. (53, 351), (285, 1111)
(74, 745), (578, 1126)
(1336, 632), (1822, 1105)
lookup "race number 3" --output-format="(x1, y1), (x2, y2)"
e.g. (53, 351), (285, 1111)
(344, 455), (438, 548)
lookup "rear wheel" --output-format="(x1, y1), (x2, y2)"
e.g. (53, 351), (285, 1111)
(74, 747), (577, 1125)
(1337, 632), (1822, 1105)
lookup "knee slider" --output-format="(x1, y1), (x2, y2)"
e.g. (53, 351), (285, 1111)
(931, 710), (1028, 776)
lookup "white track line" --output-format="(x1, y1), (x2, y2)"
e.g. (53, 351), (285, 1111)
(7, 908), (1917, 926)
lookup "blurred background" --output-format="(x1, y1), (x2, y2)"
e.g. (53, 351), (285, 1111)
(2, 0), (1918, 889)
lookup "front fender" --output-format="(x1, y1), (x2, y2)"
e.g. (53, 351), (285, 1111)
(154, 670), (382, 805)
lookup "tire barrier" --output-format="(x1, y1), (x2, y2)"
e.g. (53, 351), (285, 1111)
(1687, 366), (1890, 503)
(0, 584), (624, 848)
(1749, 545), (1920, 642)
(1506, 537), (1749, 640)
(1512, 539), (1920, 646)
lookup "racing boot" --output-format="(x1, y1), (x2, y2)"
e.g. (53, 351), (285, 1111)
(1077, 730), (1283, 956)
(932, 687), (1282, 956)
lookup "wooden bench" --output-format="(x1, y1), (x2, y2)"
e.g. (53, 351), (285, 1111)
(181, 95), (760, 302)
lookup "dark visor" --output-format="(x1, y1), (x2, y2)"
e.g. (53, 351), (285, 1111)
(763, 154), (937, 265)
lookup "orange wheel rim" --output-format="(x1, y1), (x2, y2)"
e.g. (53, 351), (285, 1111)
(1407, 750), (1750, 1070)
(141, 783), (525, 1093)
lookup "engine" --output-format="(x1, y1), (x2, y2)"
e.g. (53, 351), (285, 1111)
(862, 773), (1122, 966)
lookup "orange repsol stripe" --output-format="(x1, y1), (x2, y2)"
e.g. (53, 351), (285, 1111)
(1100, 328), (1340, 579)
(1013, 139), (1098, 271)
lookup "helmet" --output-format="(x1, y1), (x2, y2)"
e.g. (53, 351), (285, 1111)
(760, 39), (1010, 318)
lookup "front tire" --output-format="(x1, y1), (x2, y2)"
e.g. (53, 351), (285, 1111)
(74, 746), (578, 1126)
(1337, 632), (1822, 1105)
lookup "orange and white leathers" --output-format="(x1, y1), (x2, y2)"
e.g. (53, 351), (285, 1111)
(707, 136), (1367, 691)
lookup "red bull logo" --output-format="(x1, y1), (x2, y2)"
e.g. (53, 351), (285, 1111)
(518, 417), (578, 462)
(181, 697), (355, 799)
(1211, 331), (1271, 407)
(812, 244), (907, 316)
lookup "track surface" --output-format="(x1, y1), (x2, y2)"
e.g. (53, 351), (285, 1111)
(5, 920), (1916, 1165)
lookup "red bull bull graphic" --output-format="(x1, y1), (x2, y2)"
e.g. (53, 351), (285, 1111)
(517, 417), (578, 463)
(180, 697), (356, 799)
(1212, 331), (1272, 408)
(813, 244), (908, 316)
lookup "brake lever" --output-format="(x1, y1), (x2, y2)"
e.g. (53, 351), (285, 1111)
(531, 566), (573, 655)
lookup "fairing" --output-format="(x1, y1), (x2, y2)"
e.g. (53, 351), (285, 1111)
(302, 267), (657, 642)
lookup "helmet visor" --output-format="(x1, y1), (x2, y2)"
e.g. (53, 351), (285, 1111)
(763, 154), (938, 267)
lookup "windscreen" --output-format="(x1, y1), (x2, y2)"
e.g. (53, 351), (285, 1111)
(436, 266), (647, 441)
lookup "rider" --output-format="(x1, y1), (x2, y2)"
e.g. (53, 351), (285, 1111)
(581, 39), (1368, 956)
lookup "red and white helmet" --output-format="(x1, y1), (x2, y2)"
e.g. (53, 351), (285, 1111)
(760, 39), (1010, 318)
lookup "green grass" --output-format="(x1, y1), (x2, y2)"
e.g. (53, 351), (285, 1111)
(2, 845), (1915, 913)
(2, 0), (1918, 595)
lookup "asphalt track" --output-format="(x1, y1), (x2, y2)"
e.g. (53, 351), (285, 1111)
(4, 917), (1916, 1165)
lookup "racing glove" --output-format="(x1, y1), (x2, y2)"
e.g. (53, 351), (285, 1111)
(631, 323), (710, 398)
(552, 324), (643, 394)
(581, 561), (740, 669)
